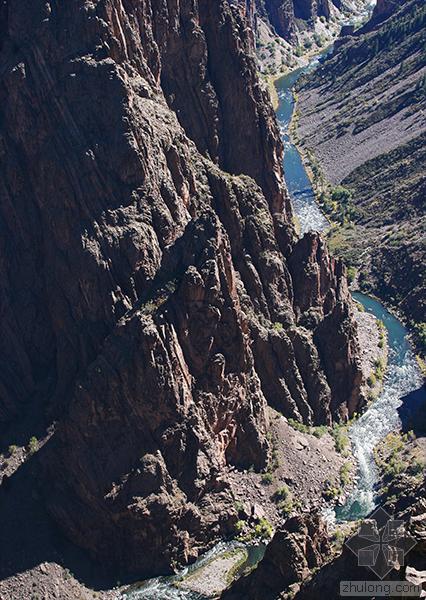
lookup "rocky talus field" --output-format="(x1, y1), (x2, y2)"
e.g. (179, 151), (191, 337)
(254, 0), (374, 76)
(296, 0), (426, 355)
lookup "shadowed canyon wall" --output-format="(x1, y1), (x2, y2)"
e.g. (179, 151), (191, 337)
(0, 0), (364, 575)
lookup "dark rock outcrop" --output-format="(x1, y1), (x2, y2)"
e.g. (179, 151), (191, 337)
(371, 0), (400, 25)
(263, 0), (298, 41)
(0, 0), (363, 576)
(262, 0), (333, 42)
(224, 481), (426, 600)
(294, 480), (426, 599)
(222, 514), (331, 599)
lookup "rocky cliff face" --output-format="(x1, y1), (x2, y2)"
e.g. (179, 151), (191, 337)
(223, 481), (426, 600)
(0, 0), (363, 576)
(371, 0), (399, 24)
(222, 513), (331, 600)
(294, 480), (426, 600)
(260, 0), (363, 41)
(263, 0), (331, 41)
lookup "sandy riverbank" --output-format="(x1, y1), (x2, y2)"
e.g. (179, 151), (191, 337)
(177, 548), (248, 597)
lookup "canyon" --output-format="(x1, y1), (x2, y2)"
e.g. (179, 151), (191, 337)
(0, 0), (424, 599)
(0, 0), (365, 595)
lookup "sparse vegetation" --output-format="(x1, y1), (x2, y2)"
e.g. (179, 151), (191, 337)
(312, 425), (328, 438)
(375, 431), (424, 483)
(254, 517), (274, 540)
(261, 472), (273, 485)
(413, 322), (426, 355)
(235, 520), (246, 534)
(273, 485), (290, 501)
(347, 266), (357, 284)
(287, 418), (310, 434)
(340, 462), (352, 487)
(277, 497), (294, 516)
(8, 444), (17, 456)
(287, 418), (328, 438)
(331, 528), (346, 551)
(27, 436), (38, 456)
(374, 358), (385, 380)
(235, 516), (274, 542)
(332, 424), (350, 455)
(367, 373), (377, 388)
(273, 485), (294, 516)
(323, 478), (340, 501)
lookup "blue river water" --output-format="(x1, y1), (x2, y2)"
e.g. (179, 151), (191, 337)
(275, 65), (426, 522)
(123, 542), (264, 600)
(275, 58), (329, 234)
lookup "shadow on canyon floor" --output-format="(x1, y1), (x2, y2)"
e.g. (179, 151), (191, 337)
(0, 436), (125, 592)
(398, 384), (426, 437)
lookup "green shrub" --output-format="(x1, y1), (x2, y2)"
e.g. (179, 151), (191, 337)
(340, 462), (352, 486)
(312, 425), (328, 438)
(367, 373), (377, 388)
(332, 528), (346, 550)
(278, 497), (294, 516)
(332, 425), (350, 454)
(314, 33), (324, 47)
(274, 485), (290, 501)
(288, 418), (310, 434)
(323, 479), (340, 500)
(254, 518), (274, 540)
(8, 444), (17, 456)
(235, 520), (246, 534)
(28, 436), (38, 455)
(374, 358), (385, 380)
(384, 459), (407, 478)
(331, 186), (353, 204)
(271, 448), (280, 470)
(347, 266), (357, 283)
(261, 472), (273, 485)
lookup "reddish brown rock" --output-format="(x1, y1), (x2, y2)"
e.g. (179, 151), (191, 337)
(0, 0), (364, 577)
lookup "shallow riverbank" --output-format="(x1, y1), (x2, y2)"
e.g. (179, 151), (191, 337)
(176, 547), (248, 597)
(266, 74), (281, 110)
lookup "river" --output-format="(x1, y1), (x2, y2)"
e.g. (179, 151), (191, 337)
(122, 542), (264, 600)
(275, 57), (329, 235)
(275, 58), (426, 522)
